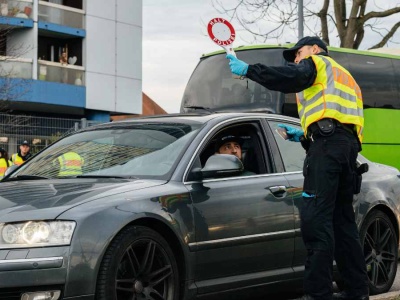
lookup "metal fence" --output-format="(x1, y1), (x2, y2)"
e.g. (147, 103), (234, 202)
(0, 113), (103, 157)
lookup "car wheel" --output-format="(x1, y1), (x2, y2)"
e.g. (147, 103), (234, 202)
(96, 226), (179, 300)
(360, 210), (398, 295)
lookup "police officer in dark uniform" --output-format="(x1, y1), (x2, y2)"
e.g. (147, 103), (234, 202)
(226, 36), (368, 300)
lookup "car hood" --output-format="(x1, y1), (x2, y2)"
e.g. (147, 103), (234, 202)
(0, 178), (166, 222)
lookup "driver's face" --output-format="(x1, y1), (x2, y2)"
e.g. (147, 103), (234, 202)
(218, 142), (242, 160)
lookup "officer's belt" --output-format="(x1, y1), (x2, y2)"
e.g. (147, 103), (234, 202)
(307, 119), (354, 138)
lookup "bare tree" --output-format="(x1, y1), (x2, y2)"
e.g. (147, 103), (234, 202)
(213, 0), (400, 50)
(0, 26), (32, 113)
(0, 25), (34, 154)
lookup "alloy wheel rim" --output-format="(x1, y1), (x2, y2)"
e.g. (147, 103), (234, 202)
(364, 218), (397, 289)
(115, 239), (174, 300)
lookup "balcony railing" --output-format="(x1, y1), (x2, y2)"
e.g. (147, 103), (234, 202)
(0, 56), (32, 79)
(38, 1), (84, 29)
(38, 59), (85, 86)
(0, 0), (33, 19)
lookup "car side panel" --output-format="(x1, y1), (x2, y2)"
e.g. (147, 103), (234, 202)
(187, 174), (295, 294)
(58, 183), (195, 298)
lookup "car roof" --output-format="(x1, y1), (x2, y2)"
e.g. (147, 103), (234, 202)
(87, 112), (300, 131)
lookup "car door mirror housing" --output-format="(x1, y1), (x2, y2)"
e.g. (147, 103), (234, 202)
(201, 154), (244, 178)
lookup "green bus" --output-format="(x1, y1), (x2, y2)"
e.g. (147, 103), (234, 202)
(181, 45), (400, 169)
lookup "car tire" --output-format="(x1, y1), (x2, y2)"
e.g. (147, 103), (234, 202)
(360, 210), (398, 295)
(96, 226), (180, 300)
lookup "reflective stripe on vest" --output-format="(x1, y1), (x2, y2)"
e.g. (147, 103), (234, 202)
(58, 152), (83, 176)
(296, 55), (364, 142)
(0, 159), (11, 179)
(12, 154), (24, 166)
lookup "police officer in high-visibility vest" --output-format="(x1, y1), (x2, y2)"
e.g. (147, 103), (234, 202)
(11, 140), (32, 166)
(227, 36), (368, 300)
(54, 151), (84, 176)
(0, 148), (12, 180)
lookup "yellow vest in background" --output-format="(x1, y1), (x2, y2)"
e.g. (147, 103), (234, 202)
(296, 55), (364, 142)
(11, 153), (24, 166)
(0, 159), (12, 179)
(58, 152), (84, 176)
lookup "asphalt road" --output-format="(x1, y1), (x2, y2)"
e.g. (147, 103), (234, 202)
(389, 262), (400, 292)
(251, 262), (400, 300)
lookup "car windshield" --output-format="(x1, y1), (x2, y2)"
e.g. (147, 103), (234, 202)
(181, 48), (287, 114)
(10, 122), (202, 180)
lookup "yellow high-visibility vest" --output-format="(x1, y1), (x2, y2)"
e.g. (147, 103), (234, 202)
(296, 55), (364, 142)
(0, 159), (12, 179)
(57, 152), (84, 176)
(11, 153), (25, 166)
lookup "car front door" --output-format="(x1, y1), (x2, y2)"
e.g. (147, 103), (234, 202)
(185, 119), (295, 294)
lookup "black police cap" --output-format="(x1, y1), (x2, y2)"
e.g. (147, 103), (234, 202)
(215, 134), (243, 151)
(283, 36), (328, 62)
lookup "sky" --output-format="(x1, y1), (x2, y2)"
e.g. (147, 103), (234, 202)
(142, 0), (400, 113)
(142, 0), (233, 113)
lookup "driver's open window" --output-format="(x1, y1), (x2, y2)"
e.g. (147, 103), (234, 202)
(189, 122), (267, 180)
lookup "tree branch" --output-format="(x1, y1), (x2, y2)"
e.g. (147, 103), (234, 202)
(369, 21), (400, 49)
(213, 0), (400, 49)
(333, 0), (346, 41)
(353, 28), (364, 49)
(363, 7), (400, 22)
(318, 0), (330, 45)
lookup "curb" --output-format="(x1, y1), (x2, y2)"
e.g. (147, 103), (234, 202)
(371, 291), (400, 300)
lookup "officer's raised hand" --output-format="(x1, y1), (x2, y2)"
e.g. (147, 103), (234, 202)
(278, 124), (304, 142)
(226, 54), (249, 76)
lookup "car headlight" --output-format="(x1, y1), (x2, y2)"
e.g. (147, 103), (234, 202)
(0, 221), (76, 249)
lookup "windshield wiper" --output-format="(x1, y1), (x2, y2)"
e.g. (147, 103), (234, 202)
(74, 175), (138, 179)
(3, 175), (50, 181)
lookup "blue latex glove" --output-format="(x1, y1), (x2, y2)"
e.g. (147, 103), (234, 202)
(226, 54), (249, 76)
(302, 192), (315, 198)
(278, 124), (304, 142)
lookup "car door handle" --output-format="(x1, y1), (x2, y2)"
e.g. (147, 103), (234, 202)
(268, 186), (287, 197)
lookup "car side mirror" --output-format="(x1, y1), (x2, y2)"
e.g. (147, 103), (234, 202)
(201, 154), (243, 179)
(4, 165), (18, 178)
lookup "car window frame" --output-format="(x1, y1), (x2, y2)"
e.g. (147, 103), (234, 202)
(183, 117), (273, 183)
(10, 122), (204, 181)
(261, 116), (306, 174)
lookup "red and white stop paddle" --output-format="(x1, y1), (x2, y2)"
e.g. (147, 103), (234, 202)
(207, 18), (236, 57)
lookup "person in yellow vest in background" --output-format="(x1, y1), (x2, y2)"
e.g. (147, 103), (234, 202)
(226, 36), (367, 300)
(11, 140), (32, 166)
(0, 148), (12, 180)
(53, 151), (84, 176)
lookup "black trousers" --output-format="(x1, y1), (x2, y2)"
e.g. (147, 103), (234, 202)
(301, 127), (369, 299)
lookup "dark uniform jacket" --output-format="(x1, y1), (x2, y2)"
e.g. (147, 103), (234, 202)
(245, 52), (330, 94)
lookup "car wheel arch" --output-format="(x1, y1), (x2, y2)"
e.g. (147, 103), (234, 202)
(95, 216), (189, 296)
(131, 217), (188, 282)
(336, 204), (399, 294)
(95, 225), (181, 300)
(359, 205), (399, 294)
(361, 204), (399, 243)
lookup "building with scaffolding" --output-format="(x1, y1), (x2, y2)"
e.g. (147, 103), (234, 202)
(0, 0), (142, 154)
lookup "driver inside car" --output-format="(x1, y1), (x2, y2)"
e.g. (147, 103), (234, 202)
(214, 133), (255, 176)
